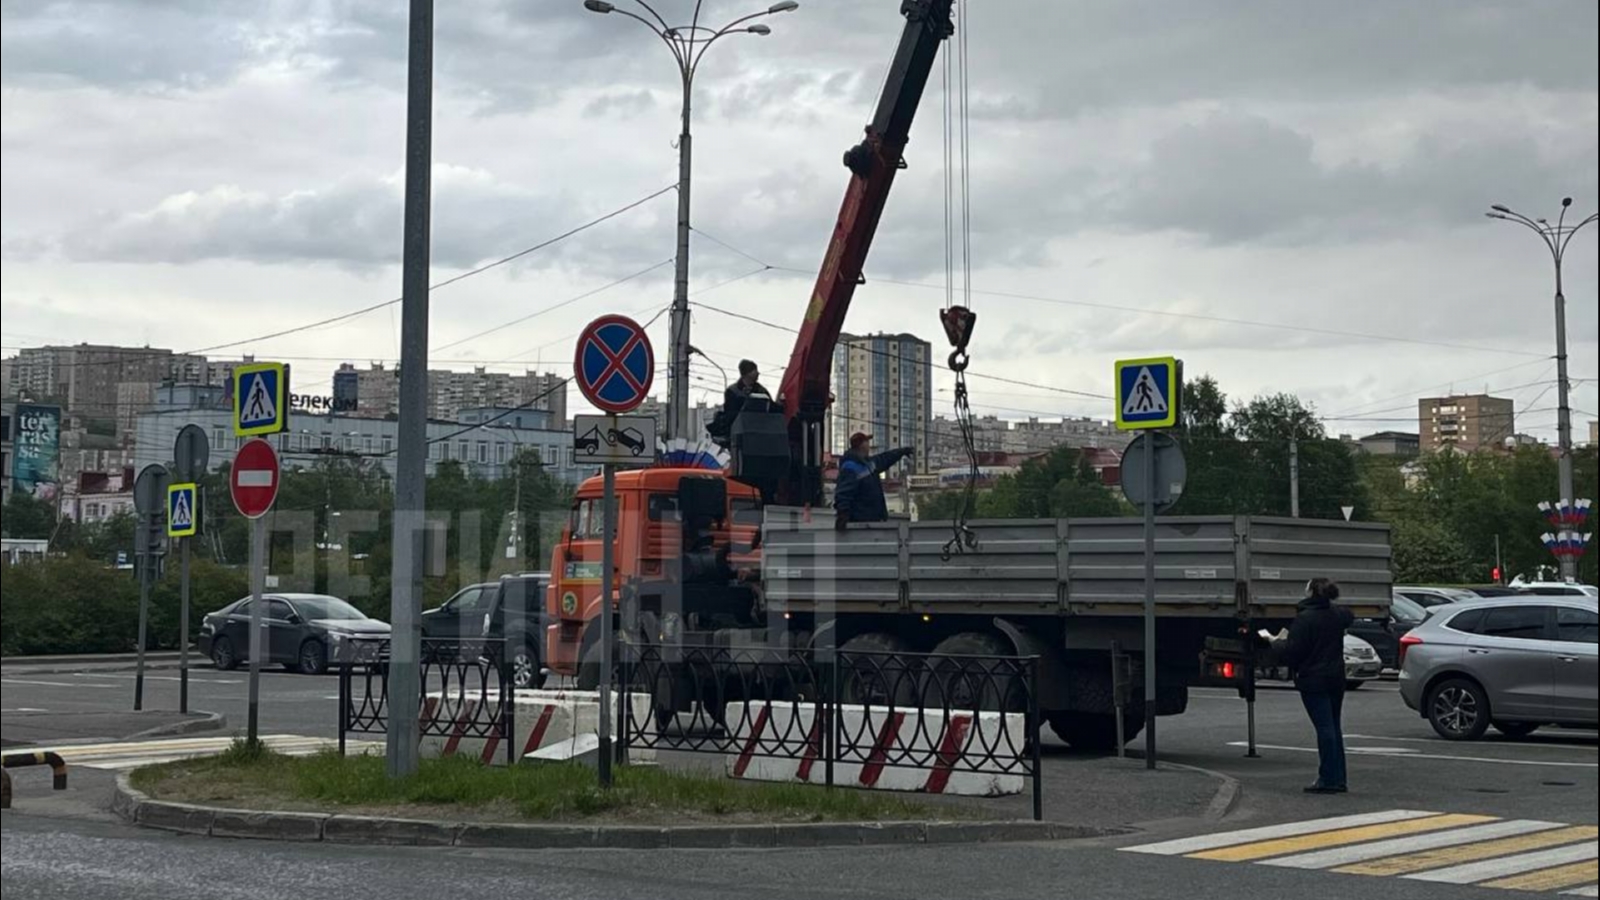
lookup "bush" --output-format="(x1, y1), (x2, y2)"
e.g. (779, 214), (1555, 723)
(1, 553), (248, 656)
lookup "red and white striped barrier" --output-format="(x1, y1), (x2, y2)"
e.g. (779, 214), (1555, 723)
(723, 702), (1025, 796)
(419, 689), (654, 765)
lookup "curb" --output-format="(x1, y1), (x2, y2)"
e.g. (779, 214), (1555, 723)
(112, 775), (1126, 850)
(1158, 761), (1242, 822)
(127, 711), (229, 741)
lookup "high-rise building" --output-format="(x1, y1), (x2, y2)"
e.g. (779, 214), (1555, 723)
(1418, 394), (1515, 453)
(830, 332), (932, 470)
(336, 363), (567, 426)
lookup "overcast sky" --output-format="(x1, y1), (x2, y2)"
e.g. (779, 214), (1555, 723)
(3, 0), (1596, 439)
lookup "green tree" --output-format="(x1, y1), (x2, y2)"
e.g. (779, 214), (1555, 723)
(2, 491), (56, 539)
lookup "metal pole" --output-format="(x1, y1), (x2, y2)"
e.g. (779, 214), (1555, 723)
(1553, 267), (1577, 582)
(667, 79), (693, 441)
(1495, 534), (1504, 584)
(1289, 437), (1301, 519)
(1142, 432), (1157, 770)
(134, 528), (150, 711)
(386, 0), (433, 779)
(179, 536), (191, 714)
(247, 515), (265, 744)
(598, 462), (617, 787)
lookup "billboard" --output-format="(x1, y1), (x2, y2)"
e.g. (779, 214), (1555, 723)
(13, 403), (62, 498)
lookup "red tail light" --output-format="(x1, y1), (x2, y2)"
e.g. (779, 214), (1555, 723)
(1398, 633), (1424, 668)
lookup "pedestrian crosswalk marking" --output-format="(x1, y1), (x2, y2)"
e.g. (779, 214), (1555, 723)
(1406, 843), (1599, 886)
(1266, 819), (1566, 870)
(3, 735), (377, 771)
(1122, 809), (1432, 856)
(1484, 861), (1599, 893)
(1121, 809), (1600, 895)
(1340, 825), (1599, 876)
(1190, 813), (1497, 862)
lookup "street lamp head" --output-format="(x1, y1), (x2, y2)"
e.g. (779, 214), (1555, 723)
(747, 23), (772, 34)
(1562, 197), (1573, 208)
(1491, 204), (1511, 214)
(583, 0), (614, 12)
(768, 1), (799, 12)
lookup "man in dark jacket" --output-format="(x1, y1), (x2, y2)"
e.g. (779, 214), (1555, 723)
(834, 432), (913, 529)
(1277, 577), (1355, 794)
(707, 359), (767, 446)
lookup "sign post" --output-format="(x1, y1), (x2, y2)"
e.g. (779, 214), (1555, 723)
(172, 424), (209, 714)
(231, 438), (281, 745)
(574, 315), (656, 789)
(131, 464), (171, 711)
(1115, 356), (1181, 771)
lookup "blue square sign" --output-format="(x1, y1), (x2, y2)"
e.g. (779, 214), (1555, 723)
(1115, 357), (1180, 430)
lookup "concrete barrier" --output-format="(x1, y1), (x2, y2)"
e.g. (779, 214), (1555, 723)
(723, 702), (1025, 796)
(418, 689), (654, 765)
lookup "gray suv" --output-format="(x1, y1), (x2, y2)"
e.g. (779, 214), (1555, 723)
(1399, 597), (1598, 741)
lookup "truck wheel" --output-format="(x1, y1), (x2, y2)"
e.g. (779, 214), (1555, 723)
(838, 633), (912, 707)
(1047, 712), (1141, 752)
(925, 632), (1024, 711)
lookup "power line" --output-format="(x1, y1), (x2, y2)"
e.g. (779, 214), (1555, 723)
(686, 226), (1551, 359)
(430, 258), (673, 353)
(5, 184), (677, 372)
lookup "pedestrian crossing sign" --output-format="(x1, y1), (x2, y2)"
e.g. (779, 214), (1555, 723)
(1115, 356), (1180, 430)
(167, 482), (198, 537)
(233, 362), (287, 437)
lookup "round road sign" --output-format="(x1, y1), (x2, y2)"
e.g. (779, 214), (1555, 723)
(230, 438), (281, 519)
(573, 314), (654, 414)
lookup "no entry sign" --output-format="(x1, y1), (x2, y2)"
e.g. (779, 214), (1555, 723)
(230, 438), (281, 519)
(574, 314), (654, 414)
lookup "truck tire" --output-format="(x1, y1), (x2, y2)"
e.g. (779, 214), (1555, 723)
(925, 632), (1024, 711)
(838, 633), (912, 707)
(1047, 711), (1141, 752)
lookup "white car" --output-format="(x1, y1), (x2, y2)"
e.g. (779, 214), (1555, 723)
(1256, 634), (1382, 690)
(1343, 633), (1382, 689)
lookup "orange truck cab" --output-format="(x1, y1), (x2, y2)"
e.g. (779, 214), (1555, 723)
(545, 467), (761, 683)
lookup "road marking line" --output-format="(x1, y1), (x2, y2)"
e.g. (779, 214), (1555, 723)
(1561, 884), (1599, 896)
(0, 679), (118, 688)
(1189, 814), (1497, 863)
(1226, 741), (1599, 769)
(1335, 825), (1599, 877)
(70, 673), (241, 684)
(1345, 732), (1599, 748)
(1404, 842), (1600, 885)
(1120, 810), (1438, 856)
(1482, 860), (1600, 892)
(1261, 819), (1567, 869)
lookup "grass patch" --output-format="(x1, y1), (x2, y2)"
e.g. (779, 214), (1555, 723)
(131, 747), (942, 824)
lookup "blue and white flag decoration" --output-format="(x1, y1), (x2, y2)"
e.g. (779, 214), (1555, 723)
(657, 436), (728, 471)
(1538, 498), (1592, 528)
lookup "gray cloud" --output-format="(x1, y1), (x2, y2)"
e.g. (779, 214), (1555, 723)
(1100, 112), (1598, 244)
(55, 165), (678, 272)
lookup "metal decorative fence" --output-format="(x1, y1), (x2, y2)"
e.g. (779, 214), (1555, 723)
(619, 642), (1043, 820)
(337, 637), (515, 764)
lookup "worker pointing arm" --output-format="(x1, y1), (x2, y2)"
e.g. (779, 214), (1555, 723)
(834, 432), (914, 530)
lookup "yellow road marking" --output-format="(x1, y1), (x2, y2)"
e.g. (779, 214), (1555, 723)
(1482, 860), (1600, 892)
(1190, 814), (1497, 863)
(1339, 826), (1600, 877)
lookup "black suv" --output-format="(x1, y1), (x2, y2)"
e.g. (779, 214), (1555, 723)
(430, 573), (548, 689)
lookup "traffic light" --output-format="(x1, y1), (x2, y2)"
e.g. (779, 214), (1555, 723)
(1492, 566), (1503, 584)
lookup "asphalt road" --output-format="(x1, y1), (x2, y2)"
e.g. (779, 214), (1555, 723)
(3, 665), (1596, 899)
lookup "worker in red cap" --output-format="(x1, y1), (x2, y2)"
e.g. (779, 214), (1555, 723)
(834, 432), (914, 530)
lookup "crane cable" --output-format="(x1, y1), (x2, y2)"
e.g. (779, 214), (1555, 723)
(940, 0), (979, 561)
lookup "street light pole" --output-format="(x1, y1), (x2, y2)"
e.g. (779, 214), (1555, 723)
(583, 0), (798, 440)
(1488, 198), (1598, 583)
